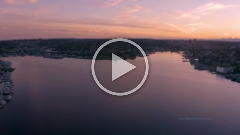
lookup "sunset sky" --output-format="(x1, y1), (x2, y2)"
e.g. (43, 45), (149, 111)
(0, 0), (240, 40)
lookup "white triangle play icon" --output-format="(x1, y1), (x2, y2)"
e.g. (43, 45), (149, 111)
(112, 53), (136, 81)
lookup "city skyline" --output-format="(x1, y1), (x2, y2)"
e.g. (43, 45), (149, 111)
(0, 0), (240, 40)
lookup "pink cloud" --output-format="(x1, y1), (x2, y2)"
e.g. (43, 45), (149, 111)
(169, 22), (215, 34)
(178, 2), (237, 20)
(101, 0), (122, 8)
(2, 27), (8, 30)
(197, 3), (236, 12)
(4, 0), (39, 5)
(118, 5), (150, 18)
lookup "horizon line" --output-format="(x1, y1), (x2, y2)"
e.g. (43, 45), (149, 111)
(1, 37), (240, 42)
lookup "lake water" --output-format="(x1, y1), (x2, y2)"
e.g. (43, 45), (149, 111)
(1, 52), (240, 135)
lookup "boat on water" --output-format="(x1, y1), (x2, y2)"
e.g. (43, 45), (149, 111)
(182, 59), (189, 62)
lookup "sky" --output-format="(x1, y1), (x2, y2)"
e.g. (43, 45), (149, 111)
(0, 0), (240, 40)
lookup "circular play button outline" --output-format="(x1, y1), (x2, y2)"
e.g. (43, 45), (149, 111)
(91, 38), (149, 96)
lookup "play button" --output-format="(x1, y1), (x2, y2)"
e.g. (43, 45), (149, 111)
(91, 38), (149, 96)
(112, 53), (136, 81)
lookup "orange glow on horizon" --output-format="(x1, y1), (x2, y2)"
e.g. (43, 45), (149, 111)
(0, 0), (239, 40)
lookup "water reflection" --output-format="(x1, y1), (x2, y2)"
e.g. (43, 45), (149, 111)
(0, 52), (240, 135)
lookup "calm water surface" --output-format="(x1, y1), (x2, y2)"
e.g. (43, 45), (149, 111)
(1, 52), (240, 135)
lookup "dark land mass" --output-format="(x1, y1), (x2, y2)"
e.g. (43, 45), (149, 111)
(1, 38), (240, 83)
